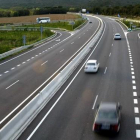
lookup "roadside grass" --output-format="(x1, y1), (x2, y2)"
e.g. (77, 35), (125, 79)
(22, 19), (86, 31)
(0, 29), (54, 54)
(121, 19), (140, 29)
(0, 18), (86, 54)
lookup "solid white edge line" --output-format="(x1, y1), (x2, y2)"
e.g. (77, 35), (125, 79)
(27, 18), (106, 140)
(0, 16), (102, 124)
(6, 80), (19, 90)
(92, 95), (98, 109)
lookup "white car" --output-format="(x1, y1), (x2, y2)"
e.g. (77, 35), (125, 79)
(84, 60), (99, 73)
(114, 33), (121, 40)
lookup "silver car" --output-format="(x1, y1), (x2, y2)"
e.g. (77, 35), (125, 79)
(114, 33), (121, 40)
(92, 102), (121, 133)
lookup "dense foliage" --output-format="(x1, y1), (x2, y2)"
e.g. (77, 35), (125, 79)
(0, 0), (139, 8)
(0, 7), (68, 17)
(91, 5), (140, 17)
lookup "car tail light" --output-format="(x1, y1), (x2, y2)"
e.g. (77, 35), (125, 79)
(93, 123), (100, 130)
(111, 124), (118, 131)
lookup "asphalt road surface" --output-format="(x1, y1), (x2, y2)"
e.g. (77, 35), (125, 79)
(0, 16), (100, 122)
(18, 16), (140, 140)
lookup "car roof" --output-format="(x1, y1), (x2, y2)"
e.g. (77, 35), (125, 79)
(99, 102), (117, 111)
(115, 33), (120, 36)
(87, 60), (97, 63)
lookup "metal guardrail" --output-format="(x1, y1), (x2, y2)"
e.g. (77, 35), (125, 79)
(0, 16), (104, 140)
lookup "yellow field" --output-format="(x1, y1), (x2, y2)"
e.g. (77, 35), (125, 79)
(0, 14), (79, 24)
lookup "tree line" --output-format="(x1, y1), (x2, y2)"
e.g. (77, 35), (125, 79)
(91, 5), (140, 17)
(0, 4), (140, 18)
(0, 7), (68, 17)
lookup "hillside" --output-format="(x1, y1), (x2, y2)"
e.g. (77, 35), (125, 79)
(0, 0), (139, 8)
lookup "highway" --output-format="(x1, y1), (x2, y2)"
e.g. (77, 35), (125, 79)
(18, 16), (140, 140)
(0, 16), (100, 123)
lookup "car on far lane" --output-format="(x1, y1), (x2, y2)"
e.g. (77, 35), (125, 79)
(92, 102), (121, 134)
(89, 21), (92, 23)
(114, 33), (121, 40)
(84, 60), (99, 73)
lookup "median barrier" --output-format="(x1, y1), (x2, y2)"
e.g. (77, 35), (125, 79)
(0, 16), (104, 140)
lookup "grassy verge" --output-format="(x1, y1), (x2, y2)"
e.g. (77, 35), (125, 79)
(0, 29), (54, 54)
(22, 19), (86, 31)
(0, 19), (86, 54)
(122, 20), (140, 28)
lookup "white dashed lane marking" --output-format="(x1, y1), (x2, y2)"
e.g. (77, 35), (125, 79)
(133, 86), (136, 90)
(11, 67), (15, 70)
(6, 80), (19, 90)
(104, 67), (107, 74)
(41, 61), (48, 66)
(134, 107), (139, 113)
(136, 130), (140, 138)
(134, 99), (138, 104)
(133, 92), (137, 96)
(135, 118), (140, 124)
(131, 72), (135, 75)
(4, 71), (9, 74)
(132, 80), (136, 84)
(60, 49), (64, 53)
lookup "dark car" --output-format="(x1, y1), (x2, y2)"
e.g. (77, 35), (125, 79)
(89, 21), (92, 23)
(92, 102), (121, 133)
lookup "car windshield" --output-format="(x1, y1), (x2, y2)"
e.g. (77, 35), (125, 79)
(87, 63), (95, 66)
(98, 110), (117, 119)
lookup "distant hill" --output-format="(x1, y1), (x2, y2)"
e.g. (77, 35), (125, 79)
(0, 0), (140, 8)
